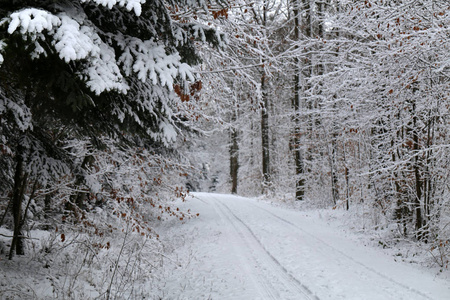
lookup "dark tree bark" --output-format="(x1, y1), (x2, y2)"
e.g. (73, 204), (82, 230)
(261, 72), (271, 191)
(412, 100), (424, 239)
(9, 138), (28, 259)
(260, 1), (271, 192)
(292, 0), (305, 200)
(230, 111), (239, 194)
(230, 129), (239, 194)
(330, 129), (340, 206)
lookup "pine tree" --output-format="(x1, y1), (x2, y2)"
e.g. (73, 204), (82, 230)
(0, 0), (225, 257)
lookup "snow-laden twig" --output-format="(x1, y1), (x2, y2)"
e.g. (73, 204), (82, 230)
(106, 221), (130, 300)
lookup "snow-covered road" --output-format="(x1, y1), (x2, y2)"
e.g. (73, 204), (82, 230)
(158, 193), (450, 299)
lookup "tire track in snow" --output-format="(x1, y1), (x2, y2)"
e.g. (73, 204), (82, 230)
(247, 202), (434, 300)
(213, 197), (319, 300)
(210, 197), (279, 300)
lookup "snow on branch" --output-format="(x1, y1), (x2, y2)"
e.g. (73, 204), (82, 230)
(53, 15), (100, 63)
(7, 8), (60, 36)
(0, 40), (5, 64)
(80, 0), (146, 16)
(116, 35), (195, 90)
(4, 8), (128, 95)
(82, 41), (129, 95)
(0, 94), (33, 131)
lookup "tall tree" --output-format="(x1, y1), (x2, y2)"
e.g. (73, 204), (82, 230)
(291, 0), (305, 200)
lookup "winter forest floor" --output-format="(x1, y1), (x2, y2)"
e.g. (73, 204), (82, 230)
(1, 193), (450, 299)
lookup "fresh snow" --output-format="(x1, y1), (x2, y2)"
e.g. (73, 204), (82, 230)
(80, 0), (145, 16)
(156, 192), (450, 299)
(1, 192), (449, 299)
(7, 8), (60, 35)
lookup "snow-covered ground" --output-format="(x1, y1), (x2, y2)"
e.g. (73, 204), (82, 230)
(1, 192), (449, 299)
(156, 192), (450, 300)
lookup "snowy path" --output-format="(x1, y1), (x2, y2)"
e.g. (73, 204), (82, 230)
(157, 193), (450, 299)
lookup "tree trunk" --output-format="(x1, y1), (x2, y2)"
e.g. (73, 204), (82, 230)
(292, 0), (305, 200)
(330, 137), (339, 205)
(230, 112), (239, 194)
(260, 2), (271, 192)
(412, 100), (424, 239)
(343, 141), (349, 210)
(9, 138), (28, 259)
(261, 74), (270, 190)
(423, 109), (435, 232)
(392, 131), (409, 236)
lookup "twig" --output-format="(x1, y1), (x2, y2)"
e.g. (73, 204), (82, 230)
(193, 63), (265, 74)
(0, 233), (39, 240)
(106, 222), (130, 300)
(0, 198), (12, 227)
(21, 179), (39, 227)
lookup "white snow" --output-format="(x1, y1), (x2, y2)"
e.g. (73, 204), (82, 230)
(5, 8), (129, 95)
(2, 193), (449, 299)
(80, 0), (145, 16)
(156, 192), (450, 299)
(83, 41), (129, 95)
(7, 8), (60, 36)
(116, 35), (194, 89)
(159, 120), (178, 144)
(53, 15), (98, 63)
(0, 40), (6, 64)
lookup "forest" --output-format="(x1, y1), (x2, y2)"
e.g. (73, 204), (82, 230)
(0, 0), (449, 298)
